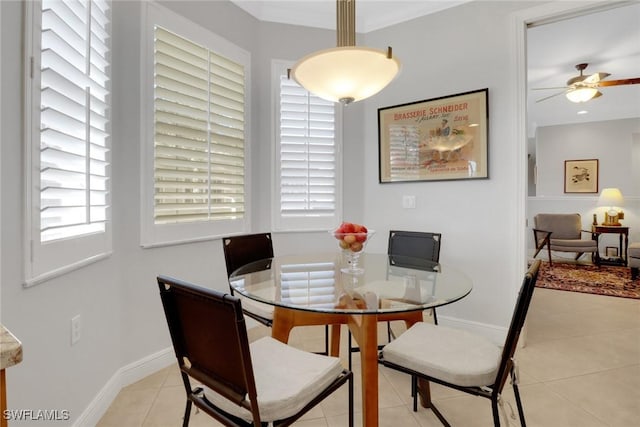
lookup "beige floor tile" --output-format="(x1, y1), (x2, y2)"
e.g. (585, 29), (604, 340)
(124, 368), (170, 392)
(162, 364), (184, 387)
(545, 365), (640, 426)
(518, 383), (608, 427)
(292, 418), (330, 427)
(97, 388), (158, 427)
(317, 379), (353, 418)
(517, 328), (640, 382)
(378, 405), (422, 427)
(326, 411), (360, 427)
(141, 385), (186, 426)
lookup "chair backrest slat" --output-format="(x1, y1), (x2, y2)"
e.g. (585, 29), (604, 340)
(223, 233), (274, 278)
(157, 275), (261, 420)
(494, 260), (541, 392)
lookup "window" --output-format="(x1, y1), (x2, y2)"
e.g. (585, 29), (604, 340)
(25, 0), (112, 285)
(141, 3), (250, 247)
(272, 61), (342, 231)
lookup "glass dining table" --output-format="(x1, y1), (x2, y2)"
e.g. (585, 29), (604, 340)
(229, 252), (473, 427)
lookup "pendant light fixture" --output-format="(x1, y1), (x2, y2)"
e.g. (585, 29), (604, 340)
(290, 0), (401, 105)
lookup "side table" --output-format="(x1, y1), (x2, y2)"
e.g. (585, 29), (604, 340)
(1, 325), (23, 427)
(592, 225), (629, 266)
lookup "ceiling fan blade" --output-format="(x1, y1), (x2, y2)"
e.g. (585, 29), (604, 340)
(583, 72), (610, 84)
(535, 90), (566, 103)
(596, 77), (640, 87)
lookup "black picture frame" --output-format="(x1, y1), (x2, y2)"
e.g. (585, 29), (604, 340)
(378, 88), (489, 183)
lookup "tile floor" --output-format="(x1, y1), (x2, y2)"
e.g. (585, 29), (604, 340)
(98, 287), (640, 426)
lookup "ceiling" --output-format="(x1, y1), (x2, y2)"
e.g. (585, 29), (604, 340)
(229, 0), (471, 33)
(526, 2), (640, 133)
(230, 1), (640, 133)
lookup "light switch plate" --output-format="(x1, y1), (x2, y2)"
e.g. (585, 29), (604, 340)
(402, 195), (416, 209)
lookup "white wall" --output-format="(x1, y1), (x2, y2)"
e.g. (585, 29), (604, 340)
(0, 0), (550, 424)
(358, 1), (532, 327)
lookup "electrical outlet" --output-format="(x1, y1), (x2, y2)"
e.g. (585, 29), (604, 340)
(71, 315), (82, 345)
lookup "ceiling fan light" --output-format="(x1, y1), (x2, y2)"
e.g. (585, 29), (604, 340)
(566, 87), (598, 103)
(291, 46), (401, 104)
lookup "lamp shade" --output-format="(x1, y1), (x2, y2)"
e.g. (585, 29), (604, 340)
(566, 87), (598, 103)
(291, 46), (401, 104)
(597, 188), (624, 208)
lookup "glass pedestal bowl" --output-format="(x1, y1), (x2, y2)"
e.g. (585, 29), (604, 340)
(331, 229), (375, 274)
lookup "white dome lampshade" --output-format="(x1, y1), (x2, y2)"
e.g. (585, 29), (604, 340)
(291, 46), (401, 104)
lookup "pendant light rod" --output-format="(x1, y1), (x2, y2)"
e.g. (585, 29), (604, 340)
(337, 0), (355, 47)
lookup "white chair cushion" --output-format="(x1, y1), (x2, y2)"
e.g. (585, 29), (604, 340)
(204, 336), (344, 421)
(381, 322), (501, 387)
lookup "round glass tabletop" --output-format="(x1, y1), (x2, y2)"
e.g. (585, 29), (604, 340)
(229, 252), (472, 315)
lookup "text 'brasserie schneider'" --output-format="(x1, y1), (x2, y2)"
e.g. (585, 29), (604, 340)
(393, 102), (469, 121)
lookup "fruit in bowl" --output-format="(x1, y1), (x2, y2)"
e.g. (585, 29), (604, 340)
(333, 222), (373, 253)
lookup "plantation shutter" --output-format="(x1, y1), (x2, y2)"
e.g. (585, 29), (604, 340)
(153, 26), (245, 225)
(39, 0), (110, 242)
(279, 76), (336, 218)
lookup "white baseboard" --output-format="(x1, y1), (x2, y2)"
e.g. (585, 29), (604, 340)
(72, 347), (174, 427)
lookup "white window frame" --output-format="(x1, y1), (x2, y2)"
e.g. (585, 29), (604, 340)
(24, 0), (112, 286)
(271, 60), (343, 232)
(140, 2), (251, 248)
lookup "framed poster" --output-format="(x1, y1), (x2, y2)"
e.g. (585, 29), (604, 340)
(564, 159), (598, 193)
(378, 88), (488, 183)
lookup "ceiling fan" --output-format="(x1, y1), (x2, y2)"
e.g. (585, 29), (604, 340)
(533, 63), (640, 103)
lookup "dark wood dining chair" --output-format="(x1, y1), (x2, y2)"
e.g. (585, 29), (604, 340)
(222, 233), (275, 327)
(157, 275), (353, 427)
(347, 230), (442, 369)
(222, 233), (329, 355)
(379, 260), (541, 427)
(388, 230), (442, 325)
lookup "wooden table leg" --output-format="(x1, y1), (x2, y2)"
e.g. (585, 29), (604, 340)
(271, 307), (296, 344)
(348, 314), (379, 427)
(329, 324), (341, 357)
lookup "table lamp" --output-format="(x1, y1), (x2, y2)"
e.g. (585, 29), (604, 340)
(597, 188), (624, 226)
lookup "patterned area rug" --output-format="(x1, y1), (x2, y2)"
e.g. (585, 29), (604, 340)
(535, 261), (640, 299)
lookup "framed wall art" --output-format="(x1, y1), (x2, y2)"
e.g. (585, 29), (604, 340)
(564, 159), (598, 193)
(378, 88), (488, 183)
